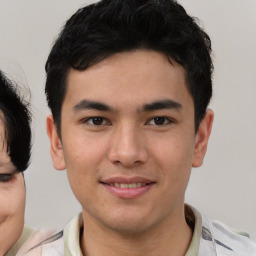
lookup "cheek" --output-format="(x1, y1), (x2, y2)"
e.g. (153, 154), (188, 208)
(0, 181), (26, 215)
(0, 193), (9, 222)
(63, 131), (107, 168)
(151, 132), (195, 164)
(0, 176), (25, 255)
(64, 138), (106, 201)
(149, 132), (195, 187)
(0, 180), (26, 220)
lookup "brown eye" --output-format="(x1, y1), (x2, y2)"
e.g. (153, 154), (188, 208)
(85, 117), (108, 126)
(153, 117), (165, 125)
(148, 117), (171, 126)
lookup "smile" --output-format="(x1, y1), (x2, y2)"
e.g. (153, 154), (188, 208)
(100, 178), (155, 199)
(108, 182), (146, 188)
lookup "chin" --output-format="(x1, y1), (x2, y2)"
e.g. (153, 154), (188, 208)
(103, 212), (157, 234)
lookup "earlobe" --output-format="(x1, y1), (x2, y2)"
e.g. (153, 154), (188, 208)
(46, 115), (66, 170)
(192, 109), (214, 168)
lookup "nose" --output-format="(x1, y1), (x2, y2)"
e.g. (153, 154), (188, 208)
(108, 124), (148, 167)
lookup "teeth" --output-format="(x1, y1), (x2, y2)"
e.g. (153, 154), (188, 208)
(120, 184), (128, 188)
(109, 183), (146, 188)
(128, 183), (136, 188)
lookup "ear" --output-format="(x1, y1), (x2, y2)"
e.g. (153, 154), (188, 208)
(192, 109), (214, 168)
(46, 115), (66, 170)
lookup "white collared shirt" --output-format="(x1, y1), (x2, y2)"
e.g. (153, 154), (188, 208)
(19, 205), (256, 256)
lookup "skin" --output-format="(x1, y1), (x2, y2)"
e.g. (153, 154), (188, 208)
(47, 50), (213, 256)
(0, 115), (26, 256)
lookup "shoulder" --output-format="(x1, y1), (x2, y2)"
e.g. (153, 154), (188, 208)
(18, 214), (82, 256)
(5, 225), (34, 256)
(202, 214), (256, 256)
(17, 228), (64, 256)
(187, 205), (256, 256)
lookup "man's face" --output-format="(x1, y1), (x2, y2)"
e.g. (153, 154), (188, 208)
(48, 50), (212, 233)
(0, 115), (25, 255)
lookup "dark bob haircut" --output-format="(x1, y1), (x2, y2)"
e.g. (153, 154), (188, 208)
(0, 71), (31, 171)
(45, 0), (213, 134)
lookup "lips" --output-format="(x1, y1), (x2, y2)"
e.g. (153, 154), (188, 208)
(108, 182), (147, 188)
(100, 177), (155, 199)
(101, 176), (154, 184)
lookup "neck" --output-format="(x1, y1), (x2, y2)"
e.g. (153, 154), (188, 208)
(80, 206), (192, 256)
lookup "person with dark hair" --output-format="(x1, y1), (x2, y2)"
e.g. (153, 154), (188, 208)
(0, 71), (58, 256)
(0, 70), (32, 255)
(32, 0), (256, 255)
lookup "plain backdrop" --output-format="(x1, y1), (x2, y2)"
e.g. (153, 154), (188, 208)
(0, 0), (255, 239)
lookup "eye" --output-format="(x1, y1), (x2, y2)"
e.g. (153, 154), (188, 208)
(0, 174), (13, 183)
(147, 116), (172, 126)
(84, 117), (109, 126)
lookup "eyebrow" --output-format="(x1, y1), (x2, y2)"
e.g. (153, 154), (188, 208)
(141, 99), (182, 112)
(73, 99), (182, 113)
(73, 100), (113, 112)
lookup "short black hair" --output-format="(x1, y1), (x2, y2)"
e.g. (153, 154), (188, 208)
(45, 0), (213, 134)
(0, 71), (32, 171)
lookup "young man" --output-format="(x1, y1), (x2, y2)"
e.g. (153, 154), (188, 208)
(38, 0), (256, 255)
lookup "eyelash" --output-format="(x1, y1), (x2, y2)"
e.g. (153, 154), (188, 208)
(146, 116), (174, 126)
(0, 174), (13, 183)
(83, 117), (110, 126)
(82, 116), (174, 126)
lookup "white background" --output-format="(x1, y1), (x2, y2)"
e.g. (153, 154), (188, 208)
(0, 0), (255, 239)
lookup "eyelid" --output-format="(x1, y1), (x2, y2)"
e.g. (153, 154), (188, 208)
(146, 116), (175, 125)
(82, 116), (111, 126)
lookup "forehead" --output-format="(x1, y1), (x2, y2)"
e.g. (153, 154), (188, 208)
(64, 50), (192, 110)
